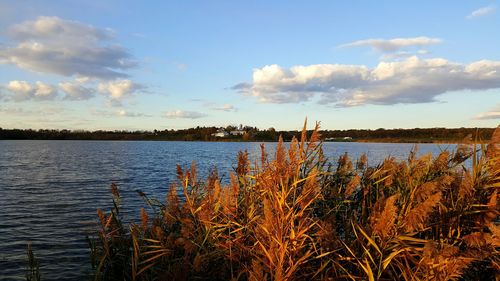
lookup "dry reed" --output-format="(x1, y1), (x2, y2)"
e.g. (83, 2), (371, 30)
(88, 122), (500, 281)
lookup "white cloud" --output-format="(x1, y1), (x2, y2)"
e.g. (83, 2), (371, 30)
(3, 77), (144, 103)
(0, 16), (136, 79)
(116, 110), (151, 117)
(163, 110), (208, 119)
(4, 77), (144, 103)
(8, 16), (113, 43)
(59, 80), (95, 100)
(209, 104), (237, 112)
(91, 109), (151, 117)
(234, 56), (500, 106)
(7, 81), (32, 100)
(475, 105), (500, 120)
(467, 6), (496, 19)
(6, 80), (58, 101)
(339, 37), (442, 53)
(97, 79), (144, 100)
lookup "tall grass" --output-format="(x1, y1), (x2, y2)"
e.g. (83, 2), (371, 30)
(26, 243), (40, 281)
(89, 121), (499, 280)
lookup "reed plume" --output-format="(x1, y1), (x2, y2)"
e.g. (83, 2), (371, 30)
(87, 123), (500, 281)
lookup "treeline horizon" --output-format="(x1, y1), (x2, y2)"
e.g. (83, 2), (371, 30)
(0, 125), (496, 142)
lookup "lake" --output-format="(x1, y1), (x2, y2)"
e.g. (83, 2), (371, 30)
(0, 140), (457, 280)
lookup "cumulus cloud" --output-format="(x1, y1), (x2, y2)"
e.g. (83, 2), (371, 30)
(209, 103), (237, 112)
(0, 16), (136, 79)
(59, 80), (96, 100)
(8, 16), (113, 43)
(5, 80), (58, 101)
(163, 110), (208, 119)
(475, 105), (500, 120)
(467, 6), (496, 19)
(0, 17), (145, 105)
(339, 37), (442, 53)
(97, 79), (145, 100)
(234, 56), (500, 106)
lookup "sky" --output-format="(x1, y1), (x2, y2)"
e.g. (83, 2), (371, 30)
(0, 0), (499, 131)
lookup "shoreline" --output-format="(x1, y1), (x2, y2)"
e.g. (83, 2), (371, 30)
(0, 138), (487, 144)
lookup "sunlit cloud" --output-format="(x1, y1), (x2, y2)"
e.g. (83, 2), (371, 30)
(0, 16), (136, 79)
(339, 37), (442, 53)
(0, 16), (145, 106)
(467, 6), (496, 19)
(163, 110), (208, 119)
(97, 79), (145, 101)
(209, 103), (237, 112)
(116, 110), (151, 117)
(91, 109), (151, 118)
(234, 56), (500, 106)
(5, 80), (58, 101)
(475, 105), (500, 120)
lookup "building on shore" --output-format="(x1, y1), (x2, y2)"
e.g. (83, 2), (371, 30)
(230, 130), (245, 136)
(211, 129), (229, 137)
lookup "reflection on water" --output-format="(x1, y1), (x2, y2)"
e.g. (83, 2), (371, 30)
(0, 140), (454, 280)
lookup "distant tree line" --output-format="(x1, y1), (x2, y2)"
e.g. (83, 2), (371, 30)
(0, 126), (495, 142)
(320, 127), (496, 142)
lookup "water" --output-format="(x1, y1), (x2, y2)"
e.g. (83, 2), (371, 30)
(0, 140), (455, 280)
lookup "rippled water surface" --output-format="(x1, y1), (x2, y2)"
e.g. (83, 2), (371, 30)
(0, 140), (456, 280)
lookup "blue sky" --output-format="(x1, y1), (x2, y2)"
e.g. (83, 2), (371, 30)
(0, 0), (499, 130)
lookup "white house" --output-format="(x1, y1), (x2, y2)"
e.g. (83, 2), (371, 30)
(212, 130), (229, 137)
(230, 130), (245, 136)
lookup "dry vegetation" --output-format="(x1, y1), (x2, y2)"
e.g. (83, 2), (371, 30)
(88, 121), (500, 281)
